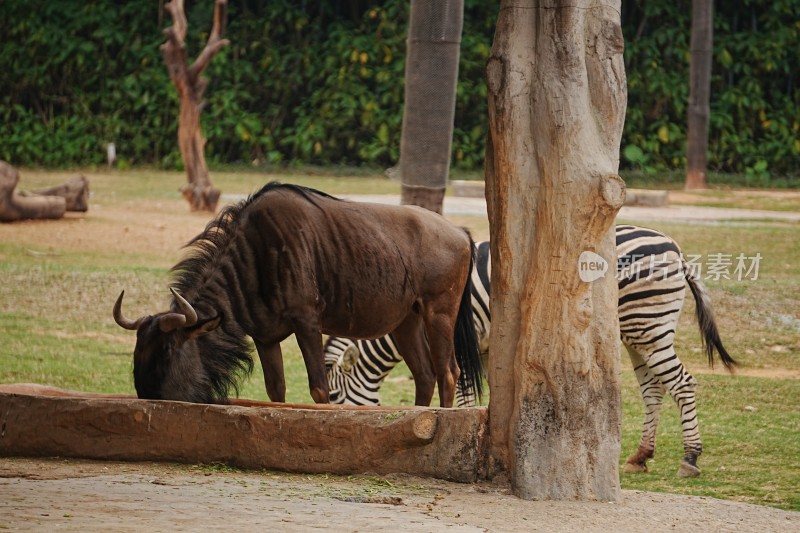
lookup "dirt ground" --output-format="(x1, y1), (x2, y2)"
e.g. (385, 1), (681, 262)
(1, 458), (798, 532)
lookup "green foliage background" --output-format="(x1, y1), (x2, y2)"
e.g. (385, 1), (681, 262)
(1, 0), (798, 181)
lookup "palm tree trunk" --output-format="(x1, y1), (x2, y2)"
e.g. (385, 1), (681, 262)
(686, 0), (714, 190)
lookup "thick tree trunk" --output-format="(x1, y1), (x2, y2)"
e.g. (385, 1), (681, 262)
(485, 0), (627, 501)
(685, 0), (713, 190)
(398, 0), (463, 214)
(161, 0), (228, 212)
(0, 161), (66, 222)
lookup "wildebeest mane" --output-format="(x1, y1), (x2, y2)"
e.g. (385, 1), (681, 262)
(167, 181), (338, 401)
(172, 181), (337, 294)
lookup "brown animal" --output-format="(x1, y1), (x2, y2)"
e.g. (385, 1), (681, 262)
(113, 182), (482, 407)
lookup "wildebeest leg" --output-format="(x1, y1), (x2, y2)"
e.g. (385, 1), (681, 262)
(292, 322), (330, 404)
(423, 310), (459, 408)
(254, 340), (286, 402)
(392, 314), (436, 406)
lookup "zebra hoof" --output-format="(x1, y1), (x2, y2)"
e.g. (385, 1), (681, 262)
(623, 461), (648, 474)
(677, 461), (701, 478)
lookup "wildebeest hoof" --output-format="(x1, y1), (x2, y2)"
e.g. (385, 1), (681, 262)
(310, 387), (330, 404)
(677, 461), (701, 478)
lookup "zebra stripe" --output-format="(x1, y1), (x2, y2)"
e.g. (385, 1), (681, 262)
(324, 225), (734, 475)
(325, 335), (400, 406)
(470, 241), (491, 355)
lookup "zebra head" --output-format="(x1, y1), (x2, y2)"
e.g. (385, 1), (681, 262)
(324, 337), (358, 404)
(323, 336), (384, 405)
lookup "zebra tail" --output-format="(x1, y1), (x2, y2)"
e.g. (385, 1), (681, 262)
(684, 265), (737, 371)
(454, 235), (484, 403)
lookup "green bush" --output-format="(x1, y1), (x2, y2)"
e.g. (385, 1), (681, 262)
(623, 1), (800, 180)
(0, 0), (797, 183)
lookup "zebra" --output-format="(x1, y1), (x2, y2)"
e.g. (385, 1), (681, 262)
(324, 226), (736, 477)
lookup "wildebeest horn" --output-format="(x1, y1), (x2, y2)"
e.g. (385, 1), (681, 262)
(158, 288), (199, 332)
(170, 288), (198, 326)
(113, 291), (145, 331)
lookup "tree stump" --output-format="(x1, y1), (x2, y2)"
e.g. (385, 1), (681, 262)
(0, 161), (66, 222)
(485, 0), (627, 501)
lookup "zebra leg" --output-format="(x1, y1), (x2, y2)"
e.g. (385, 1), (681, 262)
(664, 364), (703, 478)
(392, 314), (436, 406)
(634, 342), (703, 477)
(623, 343), (666, 473)
(254, 340), (286, 403)
(455, 380), (476, 407)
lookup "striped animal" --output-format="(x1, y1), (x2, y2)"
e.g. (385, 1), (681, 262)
(324, 226), (735, 477)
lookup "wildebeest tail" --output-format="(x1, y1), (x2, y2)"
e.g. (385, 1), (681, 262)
(684, 261), (736, 371)
(454, 236), (484, 403)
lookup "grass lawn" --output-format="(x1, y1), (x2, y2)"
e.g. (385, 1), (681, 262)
(1, 167), (798, 510)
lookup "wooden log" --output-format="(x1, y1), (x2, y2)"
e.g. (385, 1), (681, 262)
(450, 180), (486, 198)
(0, 384), (421, 411)
(21, 175), (90, 212)
(0, 387), (488, 483)
(624, 189), (669, 207)
(0, 161), (66, 222)
(450, 182), (668, 208)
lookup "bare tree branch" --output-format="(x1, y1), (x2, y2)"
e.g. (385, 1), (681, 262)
(189, 0), (230, 81)
(163, 0), (188, 43)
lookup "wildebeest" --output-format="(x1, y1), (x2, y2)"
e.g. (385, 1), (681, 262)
(113, 182), (482, 407)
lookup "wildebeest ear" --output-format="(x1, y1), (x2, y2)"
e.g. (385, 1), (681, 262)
(185, 315), (221, 339)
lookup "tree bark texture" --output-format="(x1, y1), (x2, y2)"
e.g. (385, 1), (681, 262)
(685, 0), (713, 190)
(484, 0), (627, 501)
(0, 160), (66, 222)
(398, 0), (463, 214)
(161, 0), (228, 212)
